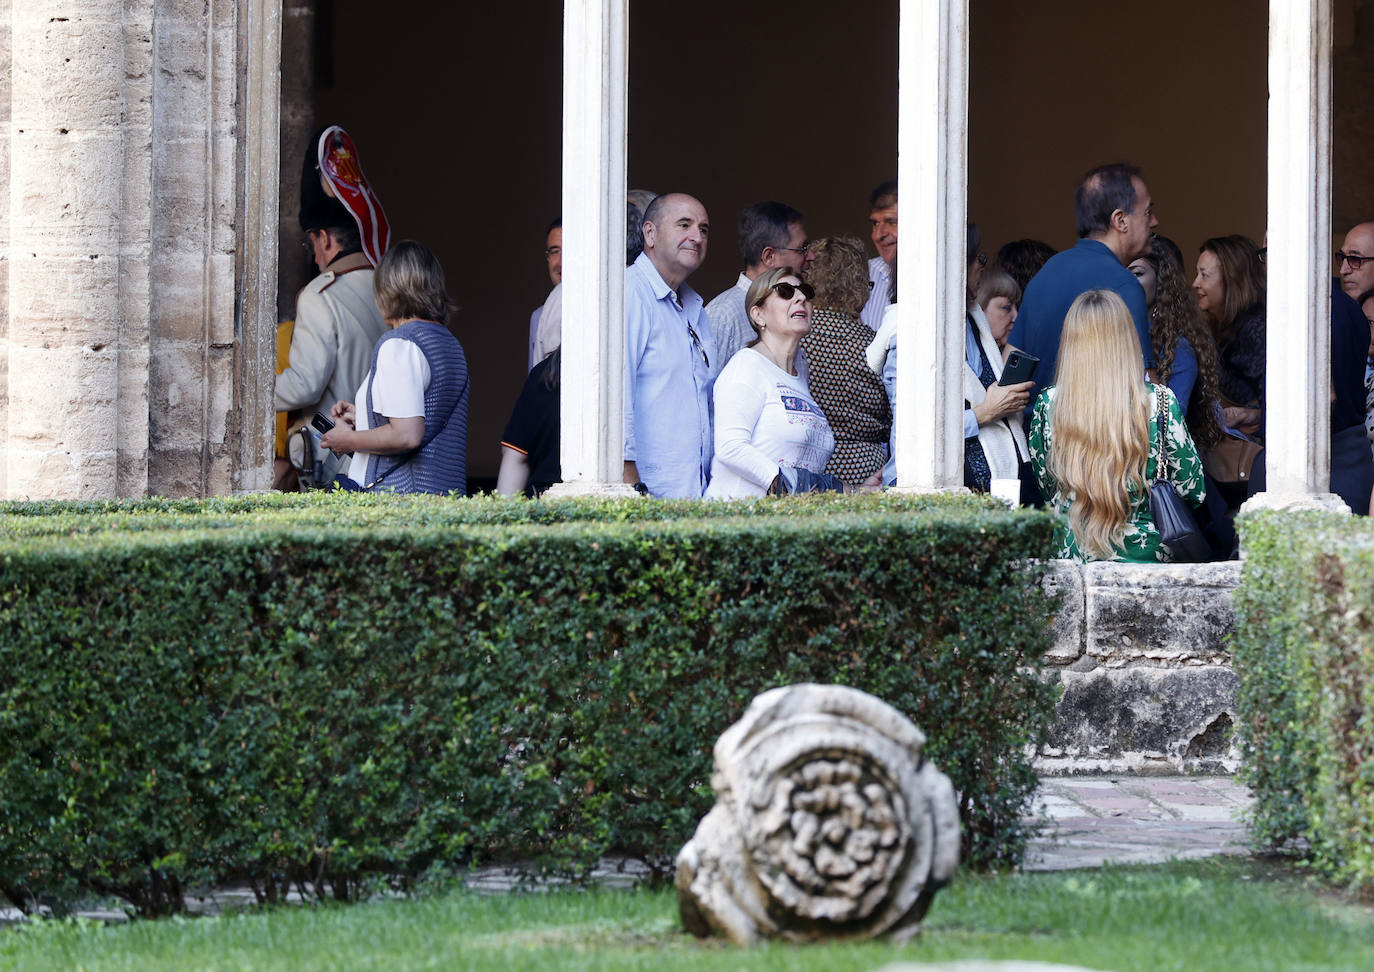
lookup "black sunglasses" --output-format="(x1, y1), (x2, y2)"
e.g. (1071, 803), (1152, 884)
(1337, 251), (1371, 271)
(771, 281), (815, 301)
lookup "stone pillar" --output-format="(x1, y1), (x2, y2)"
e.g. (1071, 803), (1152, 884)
(549, 0), (635, 497)
(145, 0), (241, 496)
(0, 0), (12, 499)
(1247, 0), (1344, 513)
(7, 0), (151, 498)
(892, 0), (967, 491)
(3, 1), (277, 500)
(236, 0), (282, 493)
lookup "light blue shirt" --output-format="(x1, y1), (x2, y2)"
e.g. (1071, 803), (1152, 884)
(624, 251), (716, 498)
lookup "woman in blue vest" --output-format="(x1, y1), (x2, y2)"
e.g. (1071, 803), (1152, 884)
(320, 240), (469, 494)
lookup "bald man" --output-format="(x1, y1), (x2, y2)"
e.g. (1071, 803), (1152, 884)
(1340, 222), (1374, 323)
(623, 192), (717, 497)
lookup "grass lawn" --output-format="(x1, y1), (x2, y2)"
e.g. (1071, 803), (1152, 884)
(3, 857), (1372, 971)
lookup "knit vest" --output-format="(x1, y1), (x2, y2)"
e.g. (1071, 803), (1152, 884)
(363, 320), (468, 494)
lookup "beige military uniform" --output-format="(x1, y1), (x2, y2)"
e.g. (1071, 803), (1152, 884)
(275, 251), (389, 419)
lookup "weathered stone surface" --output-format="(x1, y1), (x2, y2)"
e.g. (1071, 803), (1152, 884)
(1044, 666), (1239, 774)
(1081, 560), (1242, 589)
(1084, 583), (1234, 668)
(1082, 560), (1237, 668)
(1040, 560), (1084, 664)
(676, 684), (959, 945)
(1034, 561), (1245, 773)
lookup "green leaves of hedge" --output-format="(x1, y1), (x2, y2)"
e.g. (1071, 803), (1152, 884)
(1234, 510), (1374, 892)
(0, 493), (1058, 915)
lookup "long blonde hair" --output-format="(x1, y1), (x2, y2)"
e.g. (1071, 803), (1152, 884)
(1046, 290), (1151, 559)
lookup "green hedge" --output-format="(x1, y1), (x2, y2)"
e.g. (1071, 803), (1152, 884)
(0, 492), (1058, 916)
(1234, 511), (1374, 891)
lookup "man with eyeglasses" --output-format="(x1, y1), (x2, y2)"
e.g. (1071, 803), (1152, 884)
(705, 201), (813, 375)
(528, 218), (562, 370)
(1338, 223), (1374, 327)
(623, 192), (718, 497)
(1337, 223), (1374, 451)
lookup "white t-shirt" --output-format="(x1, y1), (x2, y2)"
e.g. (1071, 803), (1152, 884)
(345, 339), (431, 486)
(705, 346), (835, 500)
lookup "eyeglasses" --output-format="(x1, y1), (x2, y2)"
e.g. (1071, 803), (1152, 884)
(773, 242), (811, 254)
(1338, 251), (1371, 270)
(771, 281), (815, 301)
(1257, 247), (1267, 264)
(686, 324), (709, 369)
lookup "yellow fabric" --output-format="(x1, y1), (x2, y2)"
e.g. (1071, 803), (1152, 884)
(275, 320), (295, 459)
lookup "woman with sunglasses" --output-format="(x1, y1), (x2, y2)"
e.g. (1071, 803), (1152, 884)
(706, 267), (875, 498)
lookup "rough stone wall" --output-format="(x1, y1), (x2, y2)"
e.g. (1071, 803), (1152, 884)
(146, 0), (240, 496)
(6, 1), (154, 497)
(1039, 561), (1242, 776)
(1, 1), (276, 498)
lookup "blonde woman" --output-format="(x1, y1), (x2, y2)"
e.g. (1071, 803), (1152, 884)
(1029, 289), (1206, 562)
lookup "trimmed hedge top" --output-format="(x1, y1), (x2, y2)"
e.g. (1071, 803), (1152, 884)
(0, 490), (1054, 541)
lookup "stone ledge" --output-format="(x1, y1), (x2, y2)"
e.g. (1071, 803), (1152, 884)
(1043, 665), (1239, 775)
(1037, 560), (1243, 775)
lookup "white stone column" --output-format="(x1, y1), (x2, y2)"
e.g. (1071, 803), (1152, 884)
(549, 0), (636, 497)
(1247, 0), (1344, 513)
(892, 0), (968, 491)
(235, 0), (282, 493)
(7, 1), (148, 498)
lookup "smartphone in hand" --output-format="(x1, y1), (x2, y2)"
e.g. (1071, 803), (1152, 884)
(998, 350), (1040, 386)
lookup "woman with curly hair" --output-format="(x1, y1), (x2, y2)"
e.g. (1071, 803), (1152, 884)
(798, 236), (892, 485)
(1029, 289), (1206, 562)
(1128, 236), (1224, 449)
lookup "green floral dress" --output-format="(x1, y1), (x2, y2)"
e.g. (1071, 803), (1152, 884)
(1029, 383), (1207, 562)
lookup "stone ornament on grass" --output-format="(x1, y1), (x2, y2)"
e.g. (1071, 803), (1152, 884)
(675, 683), (959, 944)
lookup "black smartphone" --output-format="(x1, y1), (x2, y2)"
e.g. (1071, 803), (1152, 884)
(998, 350), (1040, 386)
(311, 412), (335, 435)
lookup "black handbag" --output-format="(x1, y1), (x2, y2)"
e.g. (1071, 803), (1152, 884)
(1149, 387), (1210, 562)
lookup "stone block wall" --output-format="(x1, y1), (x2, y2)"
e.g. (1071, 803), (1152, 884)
(1037, 561), (1242, 776)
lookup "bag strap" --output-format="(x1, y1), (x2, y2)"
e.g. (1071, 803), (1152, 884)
(1154, 385), (1171, 481)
